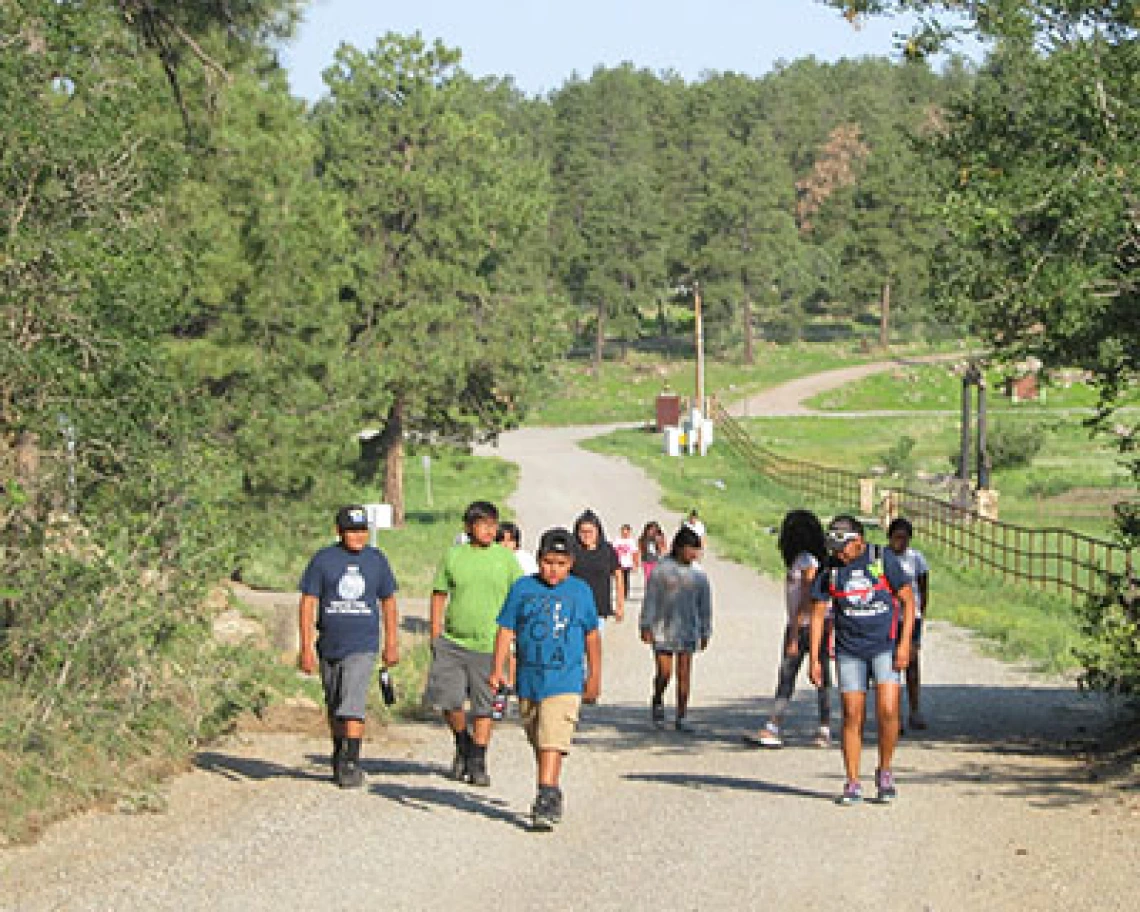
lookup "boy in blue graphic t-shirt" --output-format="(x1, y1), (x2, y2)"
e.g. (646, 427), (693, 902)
(490, 527), (601, 831)
(299, 505), (399, 789)
(809, 515), (914, 806)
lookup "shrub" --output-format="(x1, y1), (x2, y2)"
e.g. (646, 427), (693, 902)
(880, 434), (916, 476)
(986, 420), (1047, 470)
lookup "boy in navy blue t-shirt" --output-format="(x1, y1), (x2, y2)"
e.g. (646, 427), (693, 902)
(809, 515), (914, 805)
(299, 505), (399, 788)
(490, 527), (601, 831)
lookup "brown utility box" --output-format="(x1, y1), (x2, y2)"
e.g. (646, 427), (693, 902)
(655, 393), (681, 432)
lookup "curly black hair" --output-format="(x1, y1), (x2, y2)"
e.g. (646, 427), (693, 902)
(778, 509), (827, 569)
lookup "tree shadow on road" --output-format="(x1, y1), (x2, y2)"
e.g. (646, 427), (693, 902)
(566, 682), (1127, 810)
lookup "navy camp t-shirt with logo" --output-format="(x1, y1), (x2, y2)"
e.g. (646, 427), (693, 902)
(299, 544), (398, 660)
(810, 550), (909, 660)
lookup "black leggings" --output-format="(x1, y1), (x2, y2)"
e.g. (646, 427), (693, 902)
(772, 624), (832, 725)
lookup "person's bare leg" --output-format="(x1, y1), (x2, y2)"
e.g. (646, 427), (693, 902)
(653, 652), (673, 704)
(906, 649), (922, 718)
(841, 691), (866, 783)
(471, 714), (493, 747)
(876, 682), (901, 771)
(675, 652), (693, 719)
(445, 708), (467, 737)
(537, 748), (564, 788)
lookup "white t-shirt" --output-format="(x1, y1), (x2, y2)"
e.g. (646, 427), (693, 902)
(786, 552), (820, 628)
(513, 548), (539, 576)
(613, 536), (638, 569)
(887, 547), (929, 617)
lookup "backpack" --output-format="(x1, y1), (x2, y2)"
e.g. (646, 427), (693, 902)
(824, 555), (901, 640)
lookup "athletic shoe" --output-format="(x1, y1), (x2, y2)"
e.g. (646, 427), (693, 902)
(908, 711), (928, 730)
(651, 699), (665, 729)
(875, 768), (898, 804)
(674, 717), (695, 734)
(530, 791), (558, 831)
(549, 788), (564, 823)
(756, 722), (783, 748)
(466, 755), (491, 788)
(336, 760), (365, 789)
(837, 781), (863, 806)
(814, 725), (832, 748)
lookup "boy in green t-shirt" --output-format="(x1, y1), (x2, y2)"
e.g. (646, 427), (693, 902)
(425, 500), (522, 787)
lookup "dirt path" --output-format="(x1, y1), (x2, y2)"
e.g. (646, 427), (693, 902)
(2, 366), (1137, 911)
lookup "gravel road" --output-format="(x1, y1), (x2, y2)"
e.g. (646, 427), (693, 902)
(3, 367), (1137, 912)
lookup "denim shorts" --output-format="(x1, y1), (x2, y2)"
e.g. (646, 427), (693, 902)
(836, 649), (901, 693)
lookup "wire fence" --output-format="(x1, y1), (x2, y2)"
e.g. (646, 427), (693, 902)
(711, 400), (1135, 605)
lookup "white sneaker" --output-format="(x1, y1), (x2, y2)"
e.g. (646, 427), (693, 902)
(754, 722), (783, 748)
(814, 725), (832, 748)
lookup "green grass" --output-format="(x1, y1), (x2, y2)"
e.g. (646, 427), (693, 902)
(583, 425), (1089, 672)
(523, 344), (955, 426)
(743, 413), (1130, 540)
(241, 445), (520, 597)
(806, 361), (1140, 412)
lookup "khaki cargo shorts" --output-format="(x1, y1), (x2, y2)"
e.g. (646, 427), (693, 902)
(519, 693), (582, 754)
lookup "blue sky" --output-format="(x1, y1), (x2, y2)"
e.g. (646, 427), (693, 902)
(279, 0), (935, 100)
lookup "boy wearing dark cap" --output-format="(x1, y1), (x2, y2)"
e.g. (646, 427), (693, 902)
(490, 528), (601, 831)
(298, 505), (399, 788)
(809, 515), (915, 805)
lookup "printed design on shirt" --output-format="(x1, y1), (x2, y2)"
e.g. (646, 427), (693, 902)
(834, 567), (890, 618)
(328, 565), (371, 615)
(518, 591), (574, 671)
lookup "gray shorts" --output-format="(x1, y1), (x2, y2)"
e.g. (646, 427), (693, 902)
(425, 636), (494, 716)
(320, 651), (378, 721)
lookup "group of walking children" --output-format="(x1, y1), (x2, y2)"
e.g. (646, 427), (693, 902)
(300, 498), (926, 818)
(750, 508), (929, 805)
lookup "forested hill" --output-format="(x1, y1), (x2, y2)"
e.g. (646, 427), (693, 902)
(1, 2), (1136, 831)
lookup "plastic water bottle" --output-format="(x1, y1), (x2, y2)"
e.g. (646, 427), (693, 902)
(490, 685), (508, 721)
(378, 667), (396, 706)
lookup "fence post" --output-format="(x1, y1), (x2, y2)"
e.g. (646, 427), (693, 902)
(859, 478), (876, 516)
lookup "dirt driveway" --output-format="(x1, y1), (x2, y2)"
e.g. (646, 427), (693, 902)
(2, 364), (1136, 911)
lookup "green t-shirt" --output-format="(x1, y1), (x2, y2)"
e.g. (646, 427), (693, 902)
(432, 542), (523, 653)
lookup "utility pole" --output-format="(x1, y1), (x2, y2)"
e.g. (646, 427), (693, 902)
(694, 279), (706, 417)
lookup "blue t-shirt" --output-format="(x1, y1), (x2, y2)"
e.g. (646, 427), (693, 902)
(810, 550), (909, 660)
(299, 544), (398, 660)
(496, 574), (598, 701)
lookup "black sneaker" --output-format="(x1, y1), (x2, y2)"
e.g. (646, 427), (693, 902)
(549, 787), (564, 823)
(448, 747), (468, 782)
(651, 699), (665, 729)
(466, 754), (491, 787)
(336, 760), (365, 789)
(530, 791), (558, 831)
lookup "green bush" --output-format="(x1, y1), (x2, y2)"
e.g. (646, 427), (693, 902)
(985, 421), (1047, 470)
(880, 434), (916, 476)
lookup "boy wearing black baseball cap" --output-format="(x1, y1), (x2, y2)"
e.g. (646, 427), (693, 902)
(490, 528), (601, 831)
(808, 515), (915, 805)
(298, 505), (400, 788)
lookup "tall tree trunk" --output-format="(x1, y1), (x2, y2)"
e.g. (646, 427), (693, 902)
(742, 281), (755, 366)
(879, 280), (891, 349)
(592, 300), (606, 374)
(380, 394), (406, 527)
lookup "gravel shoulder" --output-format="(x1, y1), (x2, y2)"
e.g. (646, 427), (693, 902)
(3, 365), (1137, 912)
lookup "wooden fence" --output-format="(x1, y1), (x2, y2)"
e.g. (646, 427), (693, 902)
(711, 401), (1135, 605)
